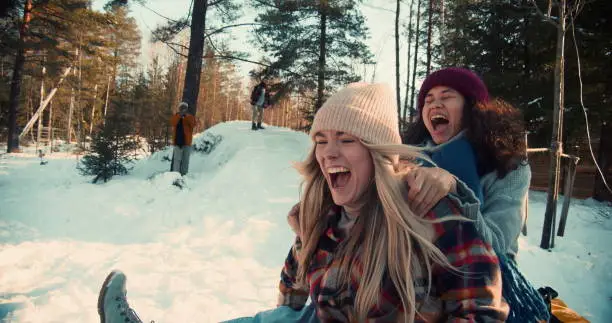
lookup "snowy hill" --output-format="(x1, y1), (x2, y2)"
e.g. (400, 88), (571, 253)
(1, 121), (610, 322)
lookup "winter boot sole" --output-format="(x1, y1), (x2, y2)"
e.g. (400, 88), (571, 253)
(97, 270), (121, 323)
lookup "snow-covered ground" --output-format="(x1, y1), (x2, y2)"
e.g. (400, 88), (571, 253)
(1, 121), (610, 322)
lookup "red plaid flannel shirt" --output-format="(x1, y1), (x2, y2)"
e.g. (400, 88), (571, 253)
(279, 198), (509, 322)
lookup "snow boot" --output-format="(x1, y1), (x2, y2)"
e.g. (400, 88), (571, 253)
(252, 122), (258, 130)
(257, 122), (265, 130)
(98, 270), (144, 323)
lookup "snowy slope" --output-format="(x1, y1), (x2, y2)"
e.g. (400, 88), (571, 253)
(1, 121), (610, 322)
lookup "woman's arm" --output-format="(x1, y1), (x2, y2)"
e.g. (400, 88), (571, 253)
(278, 237), (309, 310)
(404, 167), (458, 215)
(451, 164), (530, 256)
(405, 164), (531, 256)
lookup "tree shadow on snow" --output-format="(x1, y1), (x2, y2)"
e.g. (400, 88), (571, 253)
(0, 282), (65, 319)
(0, 302), (24, 321)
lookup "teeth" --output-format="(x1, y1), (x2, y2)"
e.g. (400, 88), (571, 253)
(431, 114), (447, 120)
(328, 167), (350, 174)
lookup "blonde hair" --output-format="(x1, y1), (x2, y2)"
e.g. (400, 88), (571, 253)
(295, 142), (461, 322)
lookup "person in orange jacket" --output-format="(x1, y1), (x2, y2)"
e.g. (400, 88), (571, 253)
(169, 102), (196, 175)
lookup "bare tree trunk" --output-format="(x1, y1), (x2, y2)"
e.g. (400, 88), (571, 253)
(103, 75), (110, 125)
(48, 99), (53, 153)
(541, 0), (567, 249)
(90, 84), (98, 137)
(36, 66), (45, 152)
(395, 0), (401, 126)
(409, 0), (422, 122)
(181, 0), (208, 115)
(284, 100), (288, 127)
(426, 0), (433, 75)
(440, 0), (446, 62)
(7, 0), (33, 153)
(210, 71), (217, 126)
(315, 6), (327, 113)
(523, 0), (531, 79)
(403, 0), (416, 125)
(225, 94), (230, 122)
(77, 42), (83, 146)
(28, 91), (34, 142)
(68, 88), (74, 142)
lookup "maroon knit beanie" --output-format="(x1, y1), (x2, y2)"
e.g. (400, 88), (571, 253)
(417, 67), (489, 112)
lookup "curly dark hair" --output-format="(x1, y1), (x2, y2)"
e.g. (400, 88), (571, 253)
(402, 98), (527, 179)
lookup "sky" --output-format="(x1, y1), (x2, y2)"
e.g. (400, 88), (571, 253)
(1, 121), (611, 322)
(91, 0), (418, 95)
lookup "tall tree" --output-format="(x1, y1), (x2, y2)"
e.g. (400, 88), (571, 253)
(182, 0), (207, 114)
(152, 0), (239, 116)
(103, 4), (141, 91)
(538, 0), (568, 249)
(426, 0), (433, 74)
(403, 0), (416, 125)
(395, 0), (401, 125)
(409, 0), (422, 122)
(253, 0), (373, 119)
(6, 0), (32, 152)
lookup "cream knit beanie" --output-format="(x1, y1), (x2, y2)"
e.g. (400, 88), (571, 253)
(310, 83), (401, 145)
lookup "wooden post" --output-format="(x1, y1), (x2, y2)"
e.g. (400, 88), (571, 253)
(558, 156), (579, 236)
(541, 0), (567, 250)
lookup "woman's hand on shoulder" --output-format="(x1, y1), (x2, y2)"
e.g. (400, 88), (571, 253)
(404, 167), (457, 216)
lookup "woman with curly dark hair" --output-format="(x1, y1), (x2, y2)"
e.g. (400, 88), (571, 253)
(401, 67), (530, 260)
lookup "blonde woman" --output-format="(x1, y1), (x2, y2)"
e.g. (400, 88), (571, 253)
(98, 83), (508, 323)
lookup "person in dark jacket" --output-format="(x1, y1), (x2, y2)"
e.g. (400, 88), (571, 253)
(250, 79), (270, 130)
(169, 102), (196, 175)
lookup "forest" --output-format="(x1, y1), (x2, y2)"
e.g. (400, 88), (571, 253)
(1, 0), (610, 196)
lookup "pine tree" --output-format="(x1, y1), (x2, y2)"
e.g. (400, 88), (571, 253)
(252, 0), (373, 121)
(142, 56), (170, 153)
(78, 91), (139, 183)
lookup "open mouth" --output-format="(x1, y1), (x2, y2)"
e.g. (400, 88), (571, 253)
(430, 114), (449, 131)
(328, 167), (351, 189)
